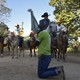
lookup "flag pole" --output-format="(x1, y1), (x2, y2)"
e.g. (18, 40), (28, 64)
(28, 9), (38, 33)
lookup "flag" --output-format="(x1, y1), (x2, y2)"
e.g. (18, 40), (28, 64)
(28, 9), (38, 33)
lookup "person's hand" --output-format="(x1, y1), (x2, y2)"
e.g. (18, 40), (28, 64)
(34, 39), (40, 46)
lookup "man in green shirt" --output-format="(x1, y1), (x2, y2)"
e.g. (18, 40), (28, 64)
(38, 30), (51, 57)
(36, 25), (65, 79)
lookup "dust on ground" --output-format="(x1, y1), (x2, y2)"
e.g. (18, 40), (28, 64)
(0, 50), (80, 80)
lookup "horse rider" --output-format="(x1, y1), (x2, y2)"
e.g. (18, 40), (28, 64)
(4, 27), (10, 37)
(15, 24), (24, 47)
(3, 27), (11, 44)
(56, 19), (68, 47)
(38, 12), (50, 31)
(15, 24), (20, 37)
(56, 19), (65, 35)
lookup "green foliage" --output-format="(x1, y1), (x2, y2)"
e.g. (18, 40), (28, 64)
(0, 22), (8, 36)
(0, 0), (12, 22)
(49, 0), (80, 38)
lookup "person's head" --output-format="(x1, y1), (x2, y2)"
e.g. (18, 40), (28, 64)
(15, 24), (19, 28)
(41, 12), (50, 19)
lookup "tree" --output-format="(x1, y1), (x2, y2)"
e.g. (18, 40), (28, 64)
(0, 22), (8, 36)
(0, 0), (11, 22)
(49, 0), (80, 37)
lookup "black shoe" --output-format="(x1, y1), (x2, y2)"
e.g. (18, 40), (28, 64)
(57, 66), (65, 80)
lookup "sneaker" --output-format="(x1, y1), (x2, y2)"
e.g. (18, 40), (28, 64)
(57, 66), (65, 80)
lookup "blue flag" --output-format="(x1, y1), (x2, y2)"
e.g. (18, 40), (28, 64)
(28, 9), (39, 33)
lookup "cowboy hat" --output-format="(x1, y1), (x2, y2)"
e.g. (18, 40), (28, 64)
(56, 19), (61, 23)
(41, 12), (50, 17)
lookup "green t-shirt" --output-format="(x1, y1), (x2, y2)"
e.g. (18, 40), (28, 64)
(37, 30), (51, 56)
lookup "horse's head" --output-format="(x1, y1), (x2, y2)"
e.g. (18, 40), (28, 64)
(29, 33), (36, 47)
(46, 22), (57, 33)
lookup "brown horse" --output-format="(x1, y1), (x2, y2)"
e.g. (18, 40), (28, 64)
(50, 32), (57, 58)
(48, 22), (67, 61)
(0, 36), (11, 57)
(56, 31), (67, 61)
(27, 35), (37, 57)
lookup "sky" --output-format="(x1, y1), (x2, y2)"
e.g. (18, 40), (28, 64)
(6, 0), (55, 36)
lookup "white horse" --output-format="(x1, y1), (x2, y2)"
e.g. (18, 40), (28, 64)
(10, 32), (25, 58)
(46, 22), (57, 58)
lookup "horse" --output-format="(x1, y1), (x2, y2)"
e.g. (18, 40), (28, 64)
(10, 32), (25, 58)
(46, 22), (58, 58)
(0, 35), (11, 57)
(48, 22), (68, 61)
(56, 31), (68, 61)
(27, 33), (37, 57)
(50, 32), (57, 58)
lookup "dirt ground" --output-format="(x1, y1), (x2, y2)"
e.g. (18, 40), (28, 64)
(0, 50), (80, 80)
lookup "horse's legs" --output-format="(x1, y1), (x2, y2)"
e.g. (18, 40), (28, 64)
(12, 46), (15, 59)
(57, 50), (60, 61)
(22, 47), (24, 57)
(51, 47), (54, 58)
(29, 48), (32, 57)
(62, 49), (65, 62)
(54, 49), (57, 59)
(33, 48), (36, 57)
(8, 46), (10, 52)
(1, 45), (4, 57)
(7, 45), (10, 55)
(63, 47), (67, 62)
(16, 46), (18, 58)
(19, 46), (25, 57)
(18, 47), (21, 57)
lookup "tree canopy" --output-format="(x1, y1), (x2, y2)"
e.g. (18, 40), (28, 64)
(0, 0), (11, 22)
(0, 22), (8, 36)
(49, 0), (80, 37)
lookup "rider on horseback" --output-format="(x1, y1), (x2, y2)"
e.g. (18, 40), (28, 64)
(56, 19), (68, 47)
(39, 12), (50, 31)
(15, 24), (24, 47)
(4, 27), (10, 37)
